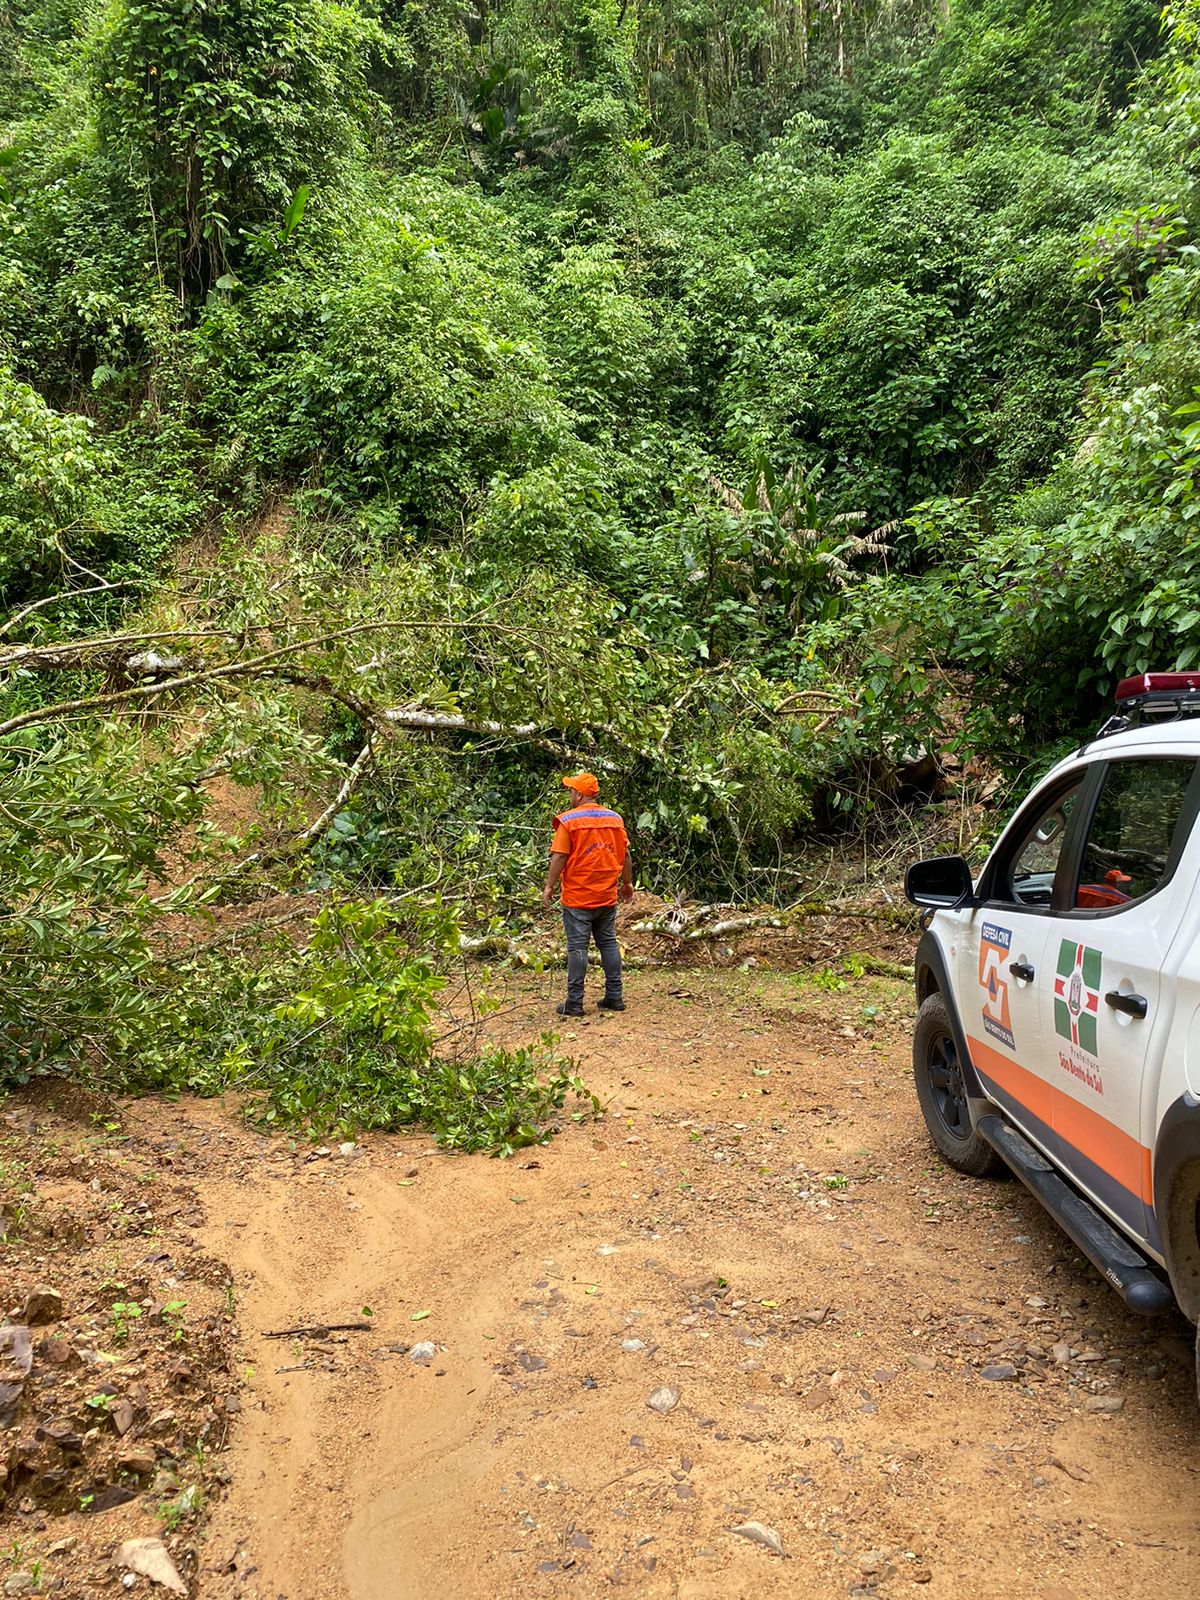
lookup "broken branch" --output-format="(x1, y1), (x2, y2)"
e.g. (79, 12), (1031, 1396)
(261, 1322), (373, 1340)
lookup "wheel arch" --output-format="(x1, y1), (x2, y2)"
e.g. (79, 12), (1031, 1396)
(1154, 1095), (1200, 1323)
(916, 954), (940, 1007)
(915, 930), (986, 1102)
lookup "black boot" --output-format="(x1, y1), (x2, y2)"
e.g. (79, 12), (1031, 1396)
(556, 1001), (584, 1017)
(597, 996), (625, 1012)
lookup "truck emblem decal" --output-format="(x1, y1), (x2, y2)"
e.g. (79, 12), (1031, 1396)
(1054, 940), (1101, 1056)
(978, 923), (1015, 1049)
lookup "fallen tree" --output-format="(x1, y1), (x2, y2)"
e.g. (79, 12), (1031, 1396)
(629, 900), (918, 938)
(0, 552), (932, 1079)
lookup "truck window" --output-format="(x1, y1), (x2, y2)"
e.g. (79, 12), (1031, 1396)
(992, 782), (1082, 907)
(1073, 757), (1197, 909)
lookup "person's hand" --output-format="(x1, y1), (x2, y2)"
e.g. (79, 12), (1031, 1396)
(541, 887), (554, 914)
(619, 882), (634, 903)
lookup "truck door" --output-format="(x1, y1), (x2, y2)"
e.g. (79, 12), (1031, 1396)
(952, 773), (1087, 1147)
(1039, 754), (1200, 1252)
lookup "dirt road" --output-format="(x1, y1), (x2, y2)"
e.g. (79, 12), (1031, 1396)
(162, 967), (1200, 1600)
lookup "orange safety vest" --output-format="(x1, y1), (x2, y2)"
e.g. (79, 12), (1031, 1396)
(551, 806), (629, 908)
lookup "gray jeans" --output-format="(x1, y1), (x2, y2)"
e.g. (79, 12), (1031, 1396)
(562, 904), (622, 1006)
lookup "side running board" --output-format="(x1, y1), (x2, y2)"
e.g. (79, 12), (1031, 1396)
(976, 1114), (1173, 1315)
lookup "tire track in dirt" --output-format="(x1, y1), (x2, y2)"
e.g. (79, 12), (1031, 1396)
(202, 1155), (509, 1598)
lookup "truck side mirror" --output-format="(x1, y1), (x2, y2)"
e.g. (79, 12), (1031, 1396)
(905, 855), (974, 908)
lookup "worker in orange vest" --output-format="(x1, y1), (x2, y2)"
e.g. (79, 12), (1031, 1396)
(542, 772), (633, 1016)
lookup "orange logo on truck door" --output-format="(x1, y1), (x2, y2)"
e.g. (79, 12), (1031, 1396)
(979, 923), (1015, 1050)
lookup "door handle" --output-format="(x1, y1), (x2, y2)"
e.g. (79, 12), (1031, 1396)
(1105, 990), (1148, 1019)
(1009, 960), (1035, 982)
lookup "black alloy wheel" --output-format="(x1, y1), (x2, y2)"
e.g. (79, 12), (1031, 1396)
(926, 1032), (970, 1140)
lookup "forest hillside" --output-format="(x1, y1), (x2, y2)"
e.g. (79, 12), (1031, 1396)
(2, 0), (1199, 1134)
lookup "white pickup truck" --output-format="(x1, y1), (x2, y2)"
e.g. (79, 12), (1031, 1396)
(905, 672), (1200, 1393)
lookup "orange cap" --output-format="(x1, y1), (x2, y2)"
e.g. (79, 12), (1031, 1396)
(562, 771), (599, 797)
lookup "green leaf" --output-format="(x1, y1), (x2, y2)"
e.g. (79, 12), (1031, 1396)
(280, 183), (310, 241)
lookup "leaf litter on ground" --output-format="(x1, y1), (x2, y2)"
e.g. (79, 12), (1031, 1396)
(731, 1521), (787, 1557)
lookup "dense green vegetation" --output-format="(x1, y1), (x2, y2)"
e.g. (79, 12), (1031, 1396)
(3, 0), (1199, 1128)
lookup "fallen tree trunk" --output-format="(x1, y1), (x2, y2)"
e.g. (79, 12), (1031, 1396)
(384, 706), (620, 768)
(0, 632), (634, 767)
(456, 932), (913, 979)
(457, 935), (657, 971)
(630, 899), (917, 937)
(856, 955), (915, 979)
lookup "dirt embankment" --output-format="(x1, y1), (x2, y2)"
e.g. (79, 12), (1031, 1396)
(4, 966), (1199, 1600)
(1, 1086), (237, 1594)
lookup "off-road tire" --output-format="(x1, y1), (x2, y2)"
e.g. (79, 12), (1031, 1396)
(913, 992), (1004, 1177)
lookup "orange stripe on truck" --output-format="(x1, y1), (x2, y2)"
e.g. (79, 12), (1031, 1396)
(967, 1034), (1153, 1206)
